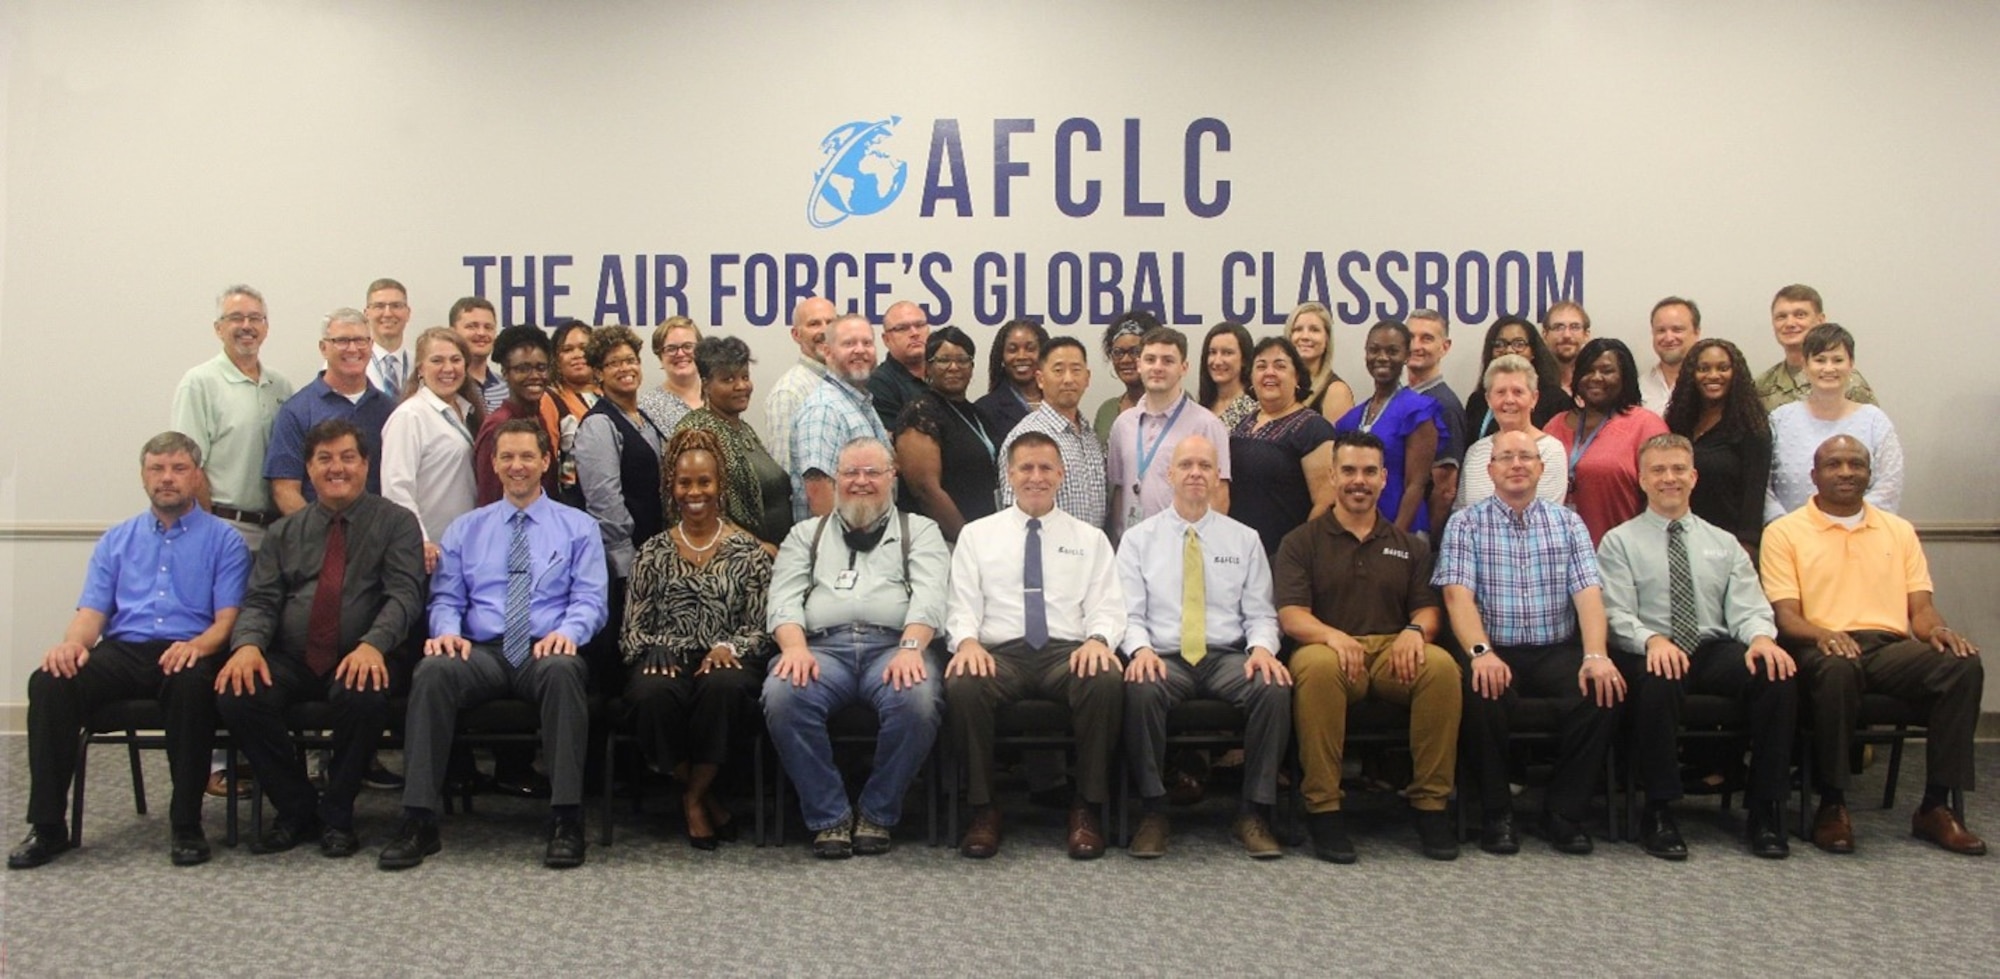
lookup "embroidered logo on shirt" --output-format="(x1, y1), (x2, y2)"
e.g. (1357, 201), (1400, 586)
(1211, 555), (1241, 565)
(1382, 547), (1411, 560)
(1056, 546), (1085, 556)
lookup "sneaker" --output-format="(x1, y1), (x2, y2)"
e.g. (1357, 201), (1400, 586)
(813, 816), (854, 859)
(1307, 811), (1356, 864)
(1413, 809), (1460, 861)
(851, 818), (892, 856)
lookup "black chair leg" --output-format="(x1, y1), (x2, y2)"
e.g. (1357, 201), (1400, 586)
(751, 734), (767, 847)
(1881, 733), (1908, 810)
(70, 730), (92, 846)
(598, 731), (617, 847)
(223, 743), (239, 847)
(126, 734), (147, 815)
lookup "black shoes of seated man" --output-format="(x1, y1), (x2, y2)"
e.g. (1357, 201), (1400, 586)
(7, 826), (74, 869)
(1746, 802), (1790, 859)
(377, 818), (442, 870)
(251, 815), (322, 855)
(1479, 811), (1520, 855)
(170, 827), (212, 866)
(544, 816), (586, 869)
(1541, 812), (1594, 855)
(1639, 807), (1688, 861)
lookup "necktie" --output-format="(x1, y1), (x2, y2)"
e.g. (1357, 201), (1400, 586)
(1023, 517), (1049, 650)
(378, 353), (398, 395)
(1667, 520), (1697, 652)
(1181, 526), (1206, 666)
(304, 513), (347, 676)
(504, 511), (532, 667)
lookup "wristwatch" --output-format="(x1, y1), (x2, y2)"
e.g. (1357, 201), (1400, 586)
(1469, 642), (1492, 659)
(1086, 633), (1110, 648)
(898, 637), (922, 651)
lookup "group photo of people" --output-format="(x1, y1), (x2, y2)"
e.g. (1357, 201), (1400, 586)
(12, 277), (1984, 878)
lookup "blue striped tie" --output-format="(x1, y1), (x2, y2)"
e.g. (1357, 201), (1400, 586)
(504, 511), (532, 667)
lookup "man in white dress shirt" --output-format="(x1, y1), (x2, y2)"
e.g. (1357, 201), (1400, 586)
(1117, 435), (1289, 859)
(1639, 297), (1700, 412)
(363, 278), (412, 398)
(944, 432), (1126, 860)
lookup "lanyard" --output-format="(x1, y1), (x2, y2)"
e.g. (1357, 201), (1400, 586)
(1358, 387), (1403, 434)
(1566, 410), (1611, 476)
(949, 398), (997, 461)
(1134, 395), (1189, 492)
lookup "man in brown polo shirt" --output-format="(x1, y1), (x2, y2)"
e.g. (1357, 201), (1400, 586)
(1275, 431), (1462, 863)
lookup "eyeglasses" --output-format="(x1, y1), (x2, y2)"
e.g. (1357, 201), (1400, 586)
(836, 466), (891, 480)
(321, 335), (372, 348)
(1492, 338), (1533, 353)
(659, 342), (695, 356)
(219, 313), (268, 326)
(601, 355), (642, 369)
(929, 355), (973, 368)
(366, 301), (410, 313)
(505, 362), (551, 376)
(1108, 346), (1142, 361)
(883, 322), (926, 336)
(1492, 452), (1540, 464)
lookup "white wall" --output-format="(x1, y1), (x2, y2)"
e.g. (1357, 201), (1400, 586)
(4, 0), (1998, 715)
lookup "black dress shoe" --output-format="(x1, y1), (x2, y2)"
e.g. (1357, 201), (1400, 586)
(1746, 803), (1790, 860)
(377, 818), (442, 870)
(321, 825), (362, 859)
(545, 818), (587, 869)
(170, 827), (212, 867)
(7, 826), (72, 870)
(251, 816), (321, 855)
(1414, 809), (1461, 861)
(1542, 812), (1594, 855)
(1307, 811), (1357, 864)
(1479, 811), (1520, 855)
(1640, 807), (1688, 861)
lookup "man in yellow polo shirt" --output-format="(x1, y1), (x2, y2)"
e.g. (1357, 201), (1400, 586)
(1762, 435), (1984, 856)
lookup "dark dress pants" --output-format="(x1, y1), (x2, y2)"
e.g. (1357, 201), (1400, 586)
(1460, 642), (1622, 822)
(1619, 639), (1797, 804)
(215, 653), (393, 830)
(401, 645), (590, 812)
(945, 639), (1124, 807)
(1794, 631), (1983, 792)
(619, 661), (763, 772)
(1124, 649), (1291, 806)
(25, 640), (218, 829)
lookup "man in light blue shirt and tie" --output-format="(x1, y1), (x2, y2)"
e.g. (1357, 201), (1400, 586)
(1116, 435), (1289, 859)
(378, 419), (608, 872)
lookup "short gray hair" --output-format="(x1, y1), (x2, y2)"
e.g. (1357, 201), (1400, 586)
(215, 284), (265, 317)
(838, 436), (896, 470)
(322, 307), (367, 338)
(1408, 308), (1448, 337)
(1483, 353), (1538, 393)
(140, 431), (203, 467)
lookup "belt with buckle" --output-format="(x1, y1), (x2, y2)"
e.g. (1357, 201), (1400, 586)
(211, 504), (278, 527)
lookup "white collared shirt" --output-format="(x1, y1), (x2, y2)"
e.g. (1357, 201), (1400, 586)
(1115, 505), (1279, 657)
(946, 504), (1125, 653)
(368, 342), (407, 399)
(380, 385), (478, 541)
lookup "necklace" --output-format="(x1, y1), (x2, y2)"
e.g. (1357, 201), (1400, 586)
(1358, 387), (1401, 434)
(677, 521), (722, 553)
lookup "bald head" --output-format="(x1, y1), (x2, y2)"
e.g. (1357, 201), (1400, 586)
(791, 297), (838, 361)
(1809, 434), (1873, 514)
(1169, 435), (1219, 519)
(1488, 429), (1544, 508)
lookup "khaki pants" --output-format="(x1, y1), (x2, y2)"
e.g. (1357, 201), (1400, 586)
(1292, 635), (1461, 813)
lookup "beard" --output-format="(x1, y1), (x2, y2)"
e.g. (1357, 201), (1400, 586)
(836, 493), (893, 530)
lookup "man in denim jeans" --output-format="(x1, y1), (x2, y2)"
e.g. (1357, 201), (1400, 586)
(763, 437), (950, 858)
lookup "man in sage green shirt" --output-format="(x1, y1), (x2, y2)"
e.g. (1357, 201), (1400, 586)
(172, 284), (294, 549)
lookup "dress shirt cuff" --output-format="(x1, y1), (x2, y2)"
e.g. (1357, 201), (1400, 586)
(1246, 626), (1282, 657)
(1121, 626), (1154, 659)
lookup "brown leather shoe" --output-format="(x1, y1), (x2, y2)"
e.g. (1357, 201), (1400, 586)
(1232, 813), (1283, 860)
(1912, 805), (1988, 856)
(1812, 802), (1855, 854)
(1067, 806), (1105, 860)
(1129, 813), (1170, 859)
(959, 807), (1002, 859)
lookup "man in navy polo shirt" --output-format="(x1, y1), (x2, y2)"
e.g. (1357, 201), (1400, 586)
(265, 308), (395, 516)
(9, 432), (252, 869)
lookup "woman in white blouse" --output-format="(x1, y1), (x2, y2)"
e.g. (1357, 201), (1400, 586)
(1764, 323), (1902, 522)
(381, 327), (485, 572)
(1455, 354), (1568, 511)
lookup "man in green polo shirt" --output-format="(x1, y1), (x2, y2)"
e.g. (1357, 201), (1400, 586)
(173, 284), (295, 549)
(1753, 284), (1877, 411)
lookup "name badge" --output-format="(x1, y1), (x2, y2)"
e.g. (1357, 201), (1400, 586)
(833, 569), (859, 591)
(1126, 501), (1144, 530)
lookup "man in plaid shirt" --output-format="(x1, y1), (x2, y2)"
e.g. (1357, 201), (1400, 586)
(790, 314), (888, 520)
(1433, 430), (1625, 857)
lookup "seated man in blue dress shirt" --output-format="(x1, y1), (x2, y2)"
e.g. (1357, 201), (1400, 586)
(1598, 433), (1797, 861)
(9, 432), (252, 869)
(764, 437), (951, 858)
(1118, 435), (1290, 859)
(1433, 429), (1626, 855)
(377, 419), (608, 871)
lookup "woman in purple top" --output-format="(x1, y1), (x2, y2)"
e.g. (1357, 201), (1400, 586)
(1334, 320), (1441, 534)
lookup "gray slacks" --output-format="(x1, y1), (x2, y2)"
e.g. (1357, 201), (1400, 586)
(1124, 649), (1291, 806)
(401, 644), (590, 811)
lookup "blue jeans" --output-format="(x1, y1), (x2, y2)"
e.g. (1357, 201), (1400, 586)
(761, 625), (942, 831)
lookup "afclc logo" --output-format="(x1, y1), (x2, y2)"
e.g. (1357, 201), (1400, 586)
(808, 117), (909, 229)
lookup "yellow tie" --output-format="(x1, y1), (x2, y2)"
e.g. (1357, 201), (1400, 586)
(1181, 526), (1206, 666)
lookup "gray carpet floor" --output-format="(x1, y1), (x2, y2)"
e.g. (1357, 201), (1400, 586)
(0, 735), (1994, 977)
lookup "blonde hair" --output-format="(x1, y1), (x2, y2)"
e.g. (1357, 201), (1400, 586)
(1285, 301), (1337, 403)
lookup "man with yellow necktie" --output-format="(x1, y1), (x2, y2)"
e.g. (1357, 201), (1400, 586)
(1117, 435), (1289, 859)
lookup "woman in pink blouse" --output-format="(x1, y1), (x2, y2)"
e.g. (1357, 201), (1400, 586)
(1546, 338), (1668, 545)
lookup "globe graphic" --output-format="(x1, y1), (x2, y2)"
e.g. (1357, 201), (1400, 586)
(808, 117), (909, 228)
